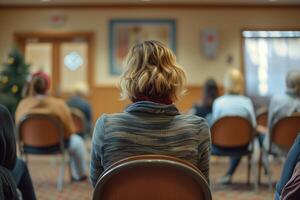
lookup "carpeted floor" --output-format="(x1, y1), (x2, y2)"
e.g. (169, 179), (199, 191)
(27, 154), (282, 200)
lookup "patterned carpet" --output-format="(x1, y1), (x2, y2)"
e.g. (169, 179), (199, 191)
(27, 154), (282, 200)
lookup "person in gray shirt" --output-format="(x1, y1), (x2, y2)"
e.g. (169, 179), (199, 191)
(90, 40), (211, 187)
(263, 70), (300, 154)
(211, 68), (256, 184)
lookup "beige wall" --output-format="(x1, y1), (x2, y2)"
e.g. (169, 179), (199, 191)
(1, 8), (300, 86)
(0, 7), (300, 116)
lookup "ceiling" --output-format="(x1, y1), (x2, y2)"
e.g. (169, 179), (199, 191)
(1, 0), (300, 5)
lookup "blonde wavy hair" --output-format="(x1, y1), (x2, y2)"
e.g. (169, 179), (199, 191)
(119, 40), (186, 102)
(223, 68), (245, 95)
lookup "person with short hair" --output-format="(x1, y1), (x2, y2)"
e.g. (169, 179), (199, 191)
(90, 40), (211, 187)
(15, 72), (87, 182)
(263, 70), (300, 154)
(188, 78), (219, 124)
(211, 68), (256, 184)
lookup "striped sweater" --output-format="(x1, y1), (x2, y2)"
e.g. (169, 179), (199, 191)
(90, 101), (211, 187)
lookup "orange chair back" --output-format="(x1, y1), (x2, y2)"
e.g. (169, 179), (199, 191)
(93, 155), (211, 200)
(211, 116), (254, 147)
(71, 108), (85, 134)
(256, 110), (268, 128)
(271, 114), (300, 152)
(18, 114), (64, 147)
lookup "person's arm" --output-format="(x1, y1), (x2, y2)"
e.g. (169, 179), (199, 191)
(275, 133), (300, 200)
(90, 116), (106, 187)
(0, 105), (17, 170)
(59, 101), (76, 137)
(197, 121), (211, 184)
(247, 98), (257, 128)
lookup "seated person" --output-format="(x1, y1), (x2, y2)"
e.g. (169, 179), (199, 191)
(15, 72), (87, 181)
(275, 133), (300, 200)
(90, 40), (211, 187)
(211, 68), (256, 184)
(188, 78), (219, 125)
(263, 70), (300, 154)
(0, 104), (36, 200)
(67, 82), (93, 138)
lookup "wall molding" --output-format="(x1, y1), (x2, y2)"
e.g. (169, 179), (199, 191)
(1, 3), (300, 10)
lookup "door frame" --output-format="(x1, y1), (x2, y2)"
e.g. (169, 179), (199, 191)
(14, 32), (95, 94)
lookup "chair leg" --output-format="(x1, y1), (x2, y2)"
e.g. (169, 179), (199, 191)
(262, 150), (273, 191)
(258, 151), (262, 185)
(247, 154), (251, 185)
(57, 153), (66, 192)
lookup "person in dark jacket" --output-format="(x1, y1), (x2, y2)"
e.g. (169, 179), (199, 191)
(188, 78), (219, 124)
(67, 82), (93, 138)
(0, 104), (36, 200)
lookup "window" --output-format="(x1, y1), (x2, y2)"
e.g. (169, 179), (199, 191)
(243, 31), (300, 99)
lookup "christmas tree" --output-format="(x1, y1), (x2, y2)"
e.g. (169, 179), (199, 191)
(0, 48), (30, 115)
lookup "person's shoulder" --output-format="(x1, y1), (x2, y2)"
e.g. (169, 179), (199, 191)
(271, 94), (290, 104)
(0, 104), (8, 113)
(177, 114), (210, 130)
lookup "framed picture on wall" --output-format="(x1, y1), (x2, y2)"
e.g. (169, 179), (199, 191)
(109, 19), (176, 75)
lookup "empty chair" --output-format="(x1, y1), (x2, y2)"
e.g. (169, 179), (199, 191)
(18, 113), (71, 191)
(260, 113), (300, 190)
(211, 116), (255, 186)
(93, 155), (211, 200)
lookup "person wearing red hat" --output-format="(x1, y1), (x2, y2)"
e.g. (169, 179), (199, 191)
(15, 71), (87, 181)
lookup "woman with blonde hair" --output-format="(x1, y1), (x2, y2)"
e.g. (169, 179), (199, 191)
(211, 68), (256, 184)
(90, 40), (211, 187)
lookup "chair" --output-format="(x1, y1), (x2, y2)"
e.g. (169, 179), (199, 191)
(259, 113), (300, 190)
(256, 108), (268, 129)
(71, 108), (87, 138)
(92, 155), (212, 200)
(211, 116), (255, 186)
(18, 114), (71, 191)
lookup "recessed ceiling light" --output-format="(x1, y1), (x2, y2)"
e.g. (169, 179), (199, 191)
(141, 0), (152, 2)
(268, 0), (278, 2)
(41, 0), (51, 2)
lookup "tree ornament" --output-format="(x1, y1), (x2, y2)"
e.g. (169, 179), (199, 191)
(7, 57), (14, 65)
(11, 85), (18, 94)
(1, 76), (9, 84)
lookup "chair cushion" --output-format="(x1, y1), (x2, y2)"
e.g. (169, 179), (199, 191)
(23, 139), (70, 154)
(211, 144), (250, 156)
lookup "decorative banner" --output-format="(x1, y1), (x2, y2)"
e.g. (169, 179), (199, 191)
(48, 13), (66, 28)
(201, 29), (219, 59)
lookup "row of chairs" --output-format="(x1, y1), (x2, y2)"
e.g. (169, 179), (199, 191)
(17, 111), (300, 194)
(211, 113), (300, 191)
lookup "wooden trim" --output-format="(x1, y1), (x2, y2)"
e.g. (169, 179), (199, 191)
(52, 42), (60, 96)
(1, 4), (300, 10)
(14, 31), (95, 92)
(87, 33), (95, 89)
(14, 32), (94, 41)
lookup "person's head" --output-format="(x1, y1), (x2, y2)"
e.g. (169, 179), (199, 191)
(29, 71), (50, 95)
(286, 70), (300, 97)
(72, 82), (89, 97)
(202, 78), (219, 106)
(119, 40), (186, 103)
(223, 68), (244, 95)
